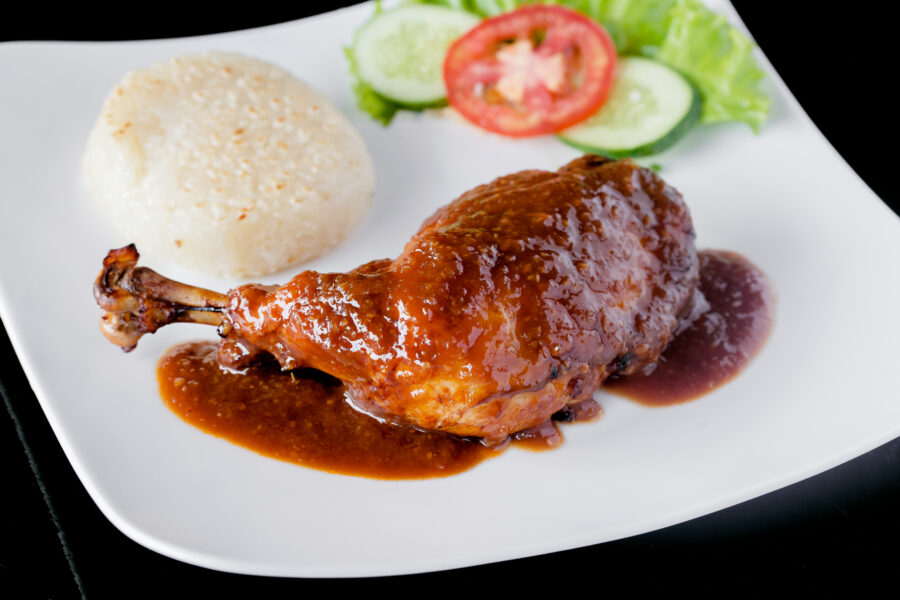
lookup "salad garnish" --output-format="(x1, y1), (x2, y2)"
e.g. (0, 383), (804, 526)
(346, 0), (770, 154)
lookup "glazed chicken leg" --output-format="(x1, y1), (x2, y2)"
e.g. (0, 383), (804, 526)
(95, 156), (699, 443)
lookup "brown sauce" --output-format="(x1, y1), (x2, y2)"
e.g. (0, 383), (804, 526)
(158, 343), (601, 478)
(605, 250), (774, 405)
(159, 342), (494, 479)
(511, 399), (604, 451)
(157, 249), (772, 478)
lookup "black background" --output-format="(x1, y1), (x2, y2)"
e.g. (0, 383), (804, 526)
(2, 2), (898, 597)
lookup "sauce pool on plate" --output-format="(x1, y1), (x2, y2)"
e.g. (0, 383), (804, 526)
(158, 341), (603, 479)
(158, 342), (498, 479)
(606, 250), (774, 404)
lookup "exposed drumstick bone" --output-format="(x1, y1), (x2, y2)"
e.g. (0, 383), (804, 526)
(94, 244), (227, 351)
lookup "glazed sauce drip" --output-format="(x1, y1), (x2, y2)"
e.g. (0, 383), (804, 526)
(553, 397), (604, 423)
(512, 398), (604, 451)
(605, 250), (773, 405)
(158, 342), (497, 479)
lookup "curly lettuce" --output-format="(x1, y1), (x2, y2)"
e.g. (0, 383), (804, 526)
(348, 0), (770, 131)
(655, 1), (769, 131)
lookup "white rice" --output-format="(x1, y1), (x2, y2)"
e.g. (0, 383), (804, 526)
(83, 52), (374, 278)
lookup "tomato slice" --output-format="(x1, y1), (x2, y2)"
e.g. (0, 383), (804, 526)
(443, 5), (617, 137)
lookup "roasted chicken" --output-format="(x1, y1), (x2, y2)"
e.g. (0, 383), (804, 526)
(95, 156), (699, 443)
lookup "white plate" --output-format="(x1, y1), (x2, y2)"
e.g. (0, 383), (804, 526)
(1, 1), (899, 578)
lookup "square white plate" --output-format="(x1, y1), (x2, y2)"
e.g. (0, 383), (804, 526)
(2, 1), (899, 577)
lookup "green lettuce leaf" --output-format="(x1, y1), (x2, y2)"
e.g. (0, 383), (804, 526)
(655, 0), (770, 131)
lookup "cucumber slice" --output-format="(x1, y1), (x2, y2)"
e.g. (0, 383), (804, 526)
(557, 57), (701, 158)
(352, 5), (480, 108)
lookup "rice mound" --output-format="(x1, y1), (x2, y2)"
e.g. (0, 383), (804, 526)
(83, 52), (374, 278)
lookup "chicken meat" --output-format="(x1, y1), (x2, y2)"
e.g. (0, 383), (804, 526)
(95, 155), (699, 443)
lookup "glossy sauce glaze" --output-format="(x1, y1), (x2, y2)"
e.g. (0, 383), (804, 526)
(157, 248), (771, 479)
(217, 157), (699, 443)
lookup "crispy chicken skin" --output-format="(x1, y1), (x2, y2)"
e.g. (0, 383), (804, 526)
(96, 156), (698, 443)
